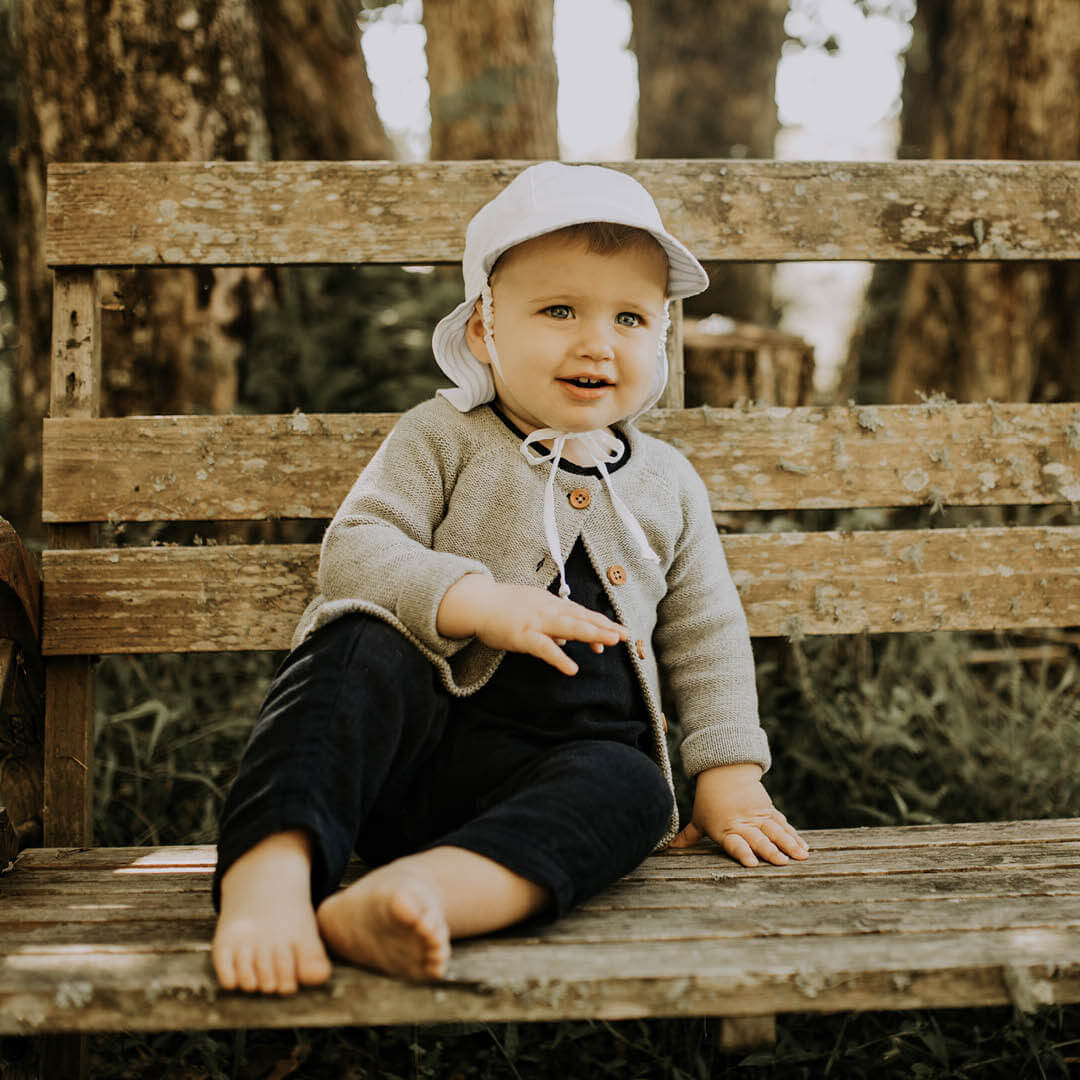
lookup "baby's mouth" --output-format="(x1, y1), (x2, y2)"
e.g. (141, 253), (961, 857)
(560, 376), (613, 389)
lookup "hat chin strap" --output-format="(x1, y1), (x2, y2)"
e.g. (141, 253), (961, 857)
(481, 282), (661, 600)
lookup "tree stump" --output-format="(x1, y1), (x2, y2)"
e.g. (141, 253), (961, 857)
(684, 316), (815, 407)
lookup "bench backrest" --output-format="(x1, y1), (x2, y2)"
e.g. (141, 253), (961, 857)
(42, 160), (1080, 846)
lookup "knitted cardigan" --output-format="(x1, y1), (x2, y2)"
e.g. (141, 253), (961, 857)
(294, 397), (770, 844)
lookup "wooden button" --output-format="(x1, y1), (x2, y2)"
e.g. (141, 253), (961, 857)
(635, 639), (646, 659)
(606, 564), (627, 586)
(568, 488), (591, 509)
(661, 711), (669, 733)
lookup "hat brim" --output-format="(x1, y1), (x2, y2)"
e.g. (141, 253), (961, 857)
(433, 296), (496, 412)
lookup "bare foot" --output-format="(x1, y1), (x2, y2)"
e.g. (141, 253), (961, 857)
(213, 830), (332, 994)
(316, 866), (450, 980)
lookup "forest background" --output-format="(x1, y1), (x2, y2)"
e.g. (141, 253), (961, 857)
(0, 0), (1079, 1076)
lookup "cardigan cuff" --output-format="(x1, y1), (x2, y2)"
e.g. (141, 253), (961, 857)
(395, 553), (494, 657)
(679, 724), (772, 778)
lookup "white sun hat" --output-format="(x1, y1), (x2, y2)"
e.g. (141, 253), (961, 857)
(432, 161), (709, 415)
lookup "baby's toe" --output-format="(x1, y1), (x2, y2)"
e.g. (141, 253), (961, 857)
(253, 946), (279, 993)
(426, 939), (450, 979)
(271, 943), (299, 995)
(212, 941), (238, 990)
(233, 944), (259, 993)
(294, 939), (333, 986)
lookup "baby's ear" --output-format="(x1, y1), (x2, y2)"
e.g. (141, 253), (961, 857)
(464, 299), (491, 365)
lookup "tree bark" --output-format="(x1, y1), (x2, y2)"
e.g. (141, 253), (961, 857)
(630, 0), (787, 325)
(848, 0), (1080, 405)
(9, 0), (271, 538)
(260, 0), (391, 160)
(8, 0), (391, 539)
(424, 0), (558, 160)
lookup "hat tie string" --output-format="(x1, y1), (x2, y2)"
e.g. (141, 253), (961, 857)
(520, 428), (659, 601)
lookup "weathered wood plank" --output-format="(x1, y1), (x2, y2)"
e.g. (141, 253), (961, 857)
(6, 857), (1076, 899)
(6, 850), (1078, 907)
(12, 819), (1077, 871)
(6, 886), (1072, 937)
(657, 301), (684, 409)
(38, 525), (1080, 654)
(1, 825), (1075, 1032)
(6, 883), (1077, 941)
(581, 869), (1080, 909)
(45, 271), (99, 851)
(41, 403), (1080, 522)
(1, 928), (1076, 1034)
(627, 843), (1080, 878)
(45, 160), (1080, 266)
(646, 817), (1080, 852)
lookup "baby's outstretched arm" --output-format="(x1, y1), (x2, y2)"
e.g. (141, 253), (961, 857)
(437, 573), (628, 675)
(669, 763), (810, 866)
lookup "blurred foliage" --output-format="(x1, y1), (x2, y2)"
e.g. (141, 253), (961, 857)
(237, 265), (461, 415)
(761, 632), (1080, 829)
(88, 1004), (1080, 1078)
(94, 651), (281, 847)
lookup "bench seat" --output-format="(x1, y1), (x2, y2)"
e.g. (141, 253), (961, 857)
(3, 819), (1078, 1035)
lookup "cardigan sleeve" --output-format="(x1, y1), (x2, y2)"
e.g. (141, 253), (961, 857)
(316, 405), (494, 658)
(652, 460), (771, 776)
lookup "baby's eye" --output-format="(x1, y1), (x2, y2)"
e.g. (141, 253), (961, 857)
(543, 304), (573, 319)
(616, 312), (643, 328)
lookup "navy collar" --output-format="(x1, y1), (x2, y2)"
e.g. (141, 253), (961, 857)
(489, 404), (632, 476)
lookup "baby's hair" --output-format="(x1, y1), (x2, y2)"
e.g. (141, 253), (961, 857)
(554, 221), (665, 257)
(490, 222), (669, 291)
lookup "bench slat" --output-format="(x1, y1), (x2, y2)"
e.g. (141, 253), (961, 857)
(41, 403), (1080, 522)
(45, 160), (1080, 267)
(1, 820), (1077, 1034)
(39, 525), (1080, 654)
(6, 867), (1073, 914)
(3, 929), (1076, 1033)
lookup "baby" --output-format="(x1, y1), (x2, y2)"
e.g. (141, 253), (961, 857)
(212, 162), (808, 995)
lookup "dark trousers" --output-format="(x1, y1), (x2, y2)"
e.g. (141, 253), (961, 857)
(214, 614), (674, 917)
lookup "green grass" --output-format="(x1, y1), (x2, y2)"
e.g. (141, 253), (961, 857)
(86, 1009), (1080, 1078)
(80, 630), (1079, 1079)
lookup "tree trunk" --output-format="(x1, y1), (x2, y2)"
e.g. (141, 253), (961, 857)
(424, 0), (558, 160)
(260, 0), (391, 160)
(838, 0), (944, 404)
(9, 0), (271, 538)
(7, 0), (391, 540)
(848, 0), (1080, 405)
(630, 0), (787, 325)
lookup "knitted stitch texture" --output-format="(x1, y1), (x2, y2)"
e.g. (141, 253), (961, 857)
(294, 397), (769, 844)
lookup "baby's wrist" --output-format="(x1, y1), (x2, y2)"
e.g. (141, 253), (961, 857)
(696, 762), (763, 787)
(436, 573), (494, 639)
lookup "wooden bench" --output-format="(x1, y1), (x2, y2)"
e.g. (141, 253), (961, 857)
(2, 160), (1080, 1072)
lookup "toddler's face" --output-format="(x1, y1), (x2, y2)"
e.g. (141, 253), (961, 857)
(466, 231), (668, 436)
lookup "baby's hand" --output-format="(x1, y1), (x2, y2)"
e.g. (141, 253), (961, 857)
(669, 763), (809, 866)
(436, 574), (628, 675)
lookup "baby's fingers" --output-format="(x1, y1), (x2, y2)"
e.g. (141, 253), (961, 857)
(720, 831), (761, 867)
(525, 633), (579, 676)
(548, 612), (625, 647)
(722, 825), (790, 867)
(763, 818), (810, 860)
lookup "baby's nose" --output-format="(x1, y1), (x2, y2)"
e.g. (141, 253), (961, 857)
(576, 326), (615, 360)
